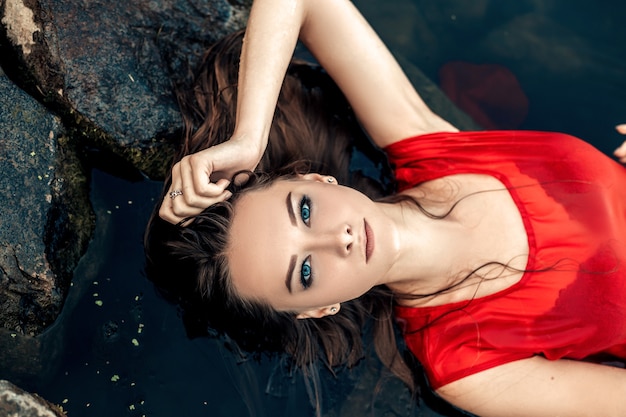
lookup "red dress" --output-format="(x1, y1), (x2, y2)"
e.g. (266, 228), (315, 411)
(385, 130), (626, 390)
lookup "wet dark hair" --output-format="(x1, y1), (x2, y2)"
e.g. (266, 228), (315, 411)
(146, 168), (416, 400)
(171, 29), (392, 200)
(144, 29), (415, 404)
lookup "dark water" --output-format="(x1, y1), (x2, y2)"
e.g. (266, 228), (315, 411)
(37, 170), (325, 417)
(34, 1), (626, 416)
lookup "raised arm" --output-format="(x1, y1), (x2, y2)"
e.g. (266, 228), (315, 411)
(438, 356), (626, 417)
(160, 0), (456, 224)
(236, 0), (456, 150)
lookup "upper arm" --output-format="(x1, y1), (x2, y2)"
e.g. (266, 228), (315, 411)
(299, 0), (457, 148)
(437, 356), (626, 417)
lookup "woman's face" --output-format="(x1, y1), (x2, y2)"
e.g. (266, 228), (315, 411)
(226, 174), (399, 317)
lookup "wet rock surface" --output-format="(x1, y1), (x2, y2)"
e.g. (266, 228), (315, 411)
(0, 66), (91, 383)
(2, 0), (252, 179)
(0, 380), (65, 417)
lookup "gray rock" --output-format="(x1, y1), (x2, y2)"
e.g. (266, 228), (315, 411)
(2, 0), (251, 179)
(0, 67), (91, 377)
(0, 380), (65, 417)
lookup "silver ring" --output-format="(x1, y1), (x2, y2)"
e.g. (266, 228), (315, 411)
(169, 190), (183, 199)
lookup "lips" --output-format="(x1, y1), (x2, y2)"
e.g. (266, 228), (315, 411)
(364, 219), (374, 263)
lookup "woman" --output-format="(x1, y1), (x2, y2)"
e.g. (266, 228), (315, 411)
(147, 0), (626, 415)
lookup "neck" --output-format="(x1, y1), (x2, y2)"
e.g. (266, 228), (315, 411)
(374, 198), (472, 296)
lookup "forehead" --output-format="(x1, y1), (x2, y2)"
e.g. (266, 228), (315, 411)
(226, 180), (296, 303)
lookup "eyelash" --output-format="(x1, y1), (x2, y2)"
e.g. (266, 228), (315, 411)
(299, 195), (312, 227)
(301, 256), (312, 289)
(299, 195), (312, 289)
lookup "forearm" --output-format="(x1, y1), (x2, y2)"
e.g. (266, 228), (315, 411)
(232, 0), (306, 152)
(439, 357), (626, 417)
(234, 0), (454, 151)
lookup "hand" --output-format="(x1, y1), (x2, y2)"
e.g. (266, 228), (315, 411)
(159, 136), (263, 225)
(613, 124), (626, 164)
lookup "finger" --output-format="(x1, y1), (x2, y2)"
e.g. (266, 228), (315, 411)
(186, 153), (218, 197)
(174, 191), (229, 215)
(159, 188), (233, 226)
(180, 179), (231, 212)
(158, 194), (186, 224)
(171, 180), (231, 215)
(162, 187), (232, 225)
(214, 178), (231, 191)
(181, 155), (206, 199)
(158, 162), (185, 223)
(179, 157), (207, 208)
(614, 142), (626, 165)
(183, 155), (232, 199)
(160, 184), (190, 224)
(160, 189), (204, 224)
(176, 157), (224, 209)
(614, 140), (626, 156)
(166, 172), (230, 217)
(616, 124), (626, 135)
(192, 179), (231, 197)
(158, 159), (233, 225)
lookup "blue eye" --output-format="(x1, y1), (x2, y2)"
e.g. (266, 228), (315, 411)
(300, 256), (312, 289)
(299, 196), (311, 226)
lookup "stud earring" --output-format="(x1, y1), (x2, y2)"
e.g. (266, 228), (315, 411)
(326, 177), (335, 183)
(330, 306), (338, 313)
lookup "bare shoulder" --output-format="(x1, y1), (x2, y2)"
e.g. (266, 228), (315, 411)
(437, 356), (626, 417)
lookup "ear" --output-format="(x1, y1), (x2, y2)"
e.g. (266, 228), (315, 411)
(299, 173), (337, 185)
(296, 304), (340, 320)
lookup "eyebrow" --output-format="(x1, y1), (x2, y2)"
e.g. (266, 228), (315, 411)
(285, 254), (296, 293)
(286, 191), (296, 226)
(285, 192), (297, 293)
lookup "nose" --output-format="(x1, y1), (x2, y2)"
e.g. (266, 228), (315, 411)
(307, 224), (353, 256)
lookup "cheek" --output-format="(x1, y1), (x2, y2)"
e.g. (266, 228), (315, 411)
(318, 257), (369, 298)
